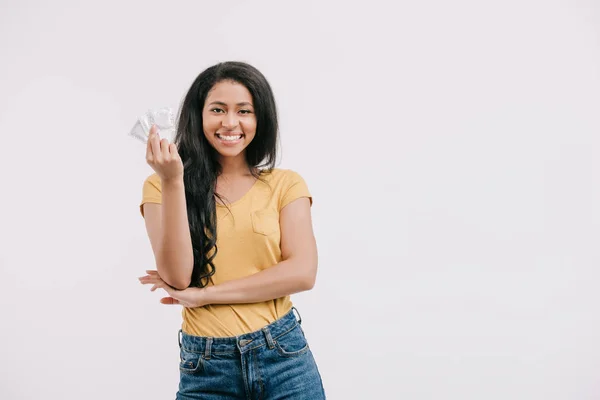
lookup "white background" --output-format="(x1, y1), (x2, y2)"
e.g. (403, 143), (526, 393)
(0, 0), (599, 399)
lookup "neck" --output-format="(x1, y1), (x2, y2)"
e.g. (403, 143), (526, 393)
(219, 154), (253, 177)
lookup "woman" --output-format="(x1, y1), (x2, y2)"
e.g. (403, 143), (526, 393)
(137, 61), (326, 399)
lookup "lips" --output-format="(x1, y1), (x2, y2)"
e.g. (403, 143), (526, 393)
(215, 132), (245, 145)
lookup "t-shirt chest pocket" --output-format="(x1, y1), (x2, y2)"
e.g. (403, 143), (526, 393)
(251, 209), (280, 236)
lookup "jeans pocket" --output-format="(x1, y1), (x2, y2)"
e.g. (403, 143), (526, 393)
(179, 347), (204, 375)
(274, 324), (310, 358)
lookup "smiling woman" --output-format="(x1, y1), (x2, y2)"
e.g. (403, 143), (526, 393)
(203, 82), (257, 155)
(137, 61), (325, 399)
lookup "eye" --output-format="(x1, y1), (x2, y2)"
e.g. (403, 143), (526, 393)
(210, 108), (225, 114)
(239, 109), (253, 115)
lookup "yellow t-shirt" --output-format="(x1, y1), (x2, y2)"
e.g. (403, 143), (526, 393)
(139, 168), (312, 337)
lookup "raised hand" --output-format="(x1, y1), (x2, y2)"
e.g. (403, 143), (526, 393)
(145, 125), (184, 182)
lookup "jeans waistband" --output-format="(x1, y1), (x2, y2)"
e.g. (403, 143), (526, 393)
(178, 307), (302, 356)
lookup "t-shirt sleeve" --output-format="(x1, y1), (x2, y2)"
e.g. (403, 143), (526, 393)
(279, 170), (312, 211)
(140, 174), (162, 217)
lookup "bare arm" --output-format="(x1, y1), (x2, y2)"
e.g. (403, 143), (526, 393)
(202, 197), (318, 304)
(143, 177), (193, 290)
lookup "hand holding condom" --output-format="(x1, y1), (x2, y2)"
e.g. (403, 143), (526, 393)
(145, 124), (184, 182)
(130, 108), (183, 182)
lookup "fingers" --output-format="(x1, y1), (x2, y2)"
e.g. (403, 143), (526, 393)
(146, 125), (155, 155)
(146, 125), (160, 163)
(139, 276), (159, 283)
(169, 143), (180, 160)
(160, 137), (171, 160)
(146, 125), (163, 165)
(160, 297), (180, 305)
(150, 281), (170, 293)
(139, 271), (183, 305)
(146, 124), (178, 166)
(139, 272), (174, 296)
(142, 278), (164, 293)
(148, 124), (160, 142)
(138, 273), (160, 285)
(150, 126), (162, 163)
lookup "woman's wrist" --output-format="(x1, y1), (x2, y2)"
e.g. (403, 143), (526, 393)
(162, 175), (184, 187)
(191, 286), (211, 308)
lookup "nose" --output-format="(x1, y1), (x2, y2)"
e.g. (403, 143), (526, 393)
(221, 112), (239, 130)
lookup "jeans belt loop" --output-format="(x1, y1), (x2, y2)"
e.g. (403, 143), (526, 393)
(262, 327), (275, 349)
(292, 306), (302, 325)
(204, 337), (213, 360)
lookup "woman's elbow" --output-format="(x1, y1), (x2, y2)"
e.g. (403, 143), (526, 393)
(156, 263), (192, 290)
(159, 273), (190, 290)
(302, 277), (316, 291)
(171, 279), (191, 290)
(301, 263), (318, 291)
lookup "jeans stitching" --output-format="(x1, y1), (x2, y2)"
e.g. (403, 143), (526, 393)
(273, 325), (309, 357)
(253, 349), (265, 400)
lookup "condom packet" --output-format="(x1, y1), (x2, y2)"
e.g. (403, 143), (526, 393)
(129, 107), (176, 144)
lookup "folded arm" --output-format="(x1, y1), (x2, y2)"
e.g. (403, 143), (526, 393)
(203, 197), (318, 304)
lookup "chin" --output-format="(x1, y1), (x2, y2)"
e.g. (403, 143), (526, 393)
(216, 148), (246, 158)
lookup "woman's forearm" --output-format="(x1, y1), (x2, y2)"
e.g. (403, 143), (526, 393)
(203, 258), (317, 305)
(158, 178), (193, 289)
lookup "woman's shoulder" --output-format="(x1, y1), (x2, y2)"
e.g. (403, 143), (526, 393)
(260, 168), (306, 183)
(259, 168), (309, 192)
(260, 168), (311, 208)
(259, 168), (310, 195)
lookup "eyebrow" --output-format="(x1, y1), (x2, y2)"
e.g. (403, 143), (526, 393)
(208, 101), (253, 107)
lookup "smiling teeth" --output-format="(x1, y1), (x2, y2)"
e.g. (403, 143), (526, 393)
(219, 135), (242, 141)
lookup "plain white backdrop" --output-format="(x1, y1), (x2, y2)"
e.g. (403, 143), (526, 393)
(0, 0), (599, 399)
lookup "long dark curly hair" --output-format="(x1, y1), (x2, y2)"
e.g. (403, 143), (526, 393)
(174, 61), (279, 288)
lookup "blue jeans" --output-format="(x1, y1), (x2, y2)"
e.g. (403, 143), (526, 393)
(176, 307), (326, 399)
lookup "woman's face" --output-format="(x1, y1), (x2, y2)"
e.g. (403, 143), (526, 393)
(202, 80), (257, 160)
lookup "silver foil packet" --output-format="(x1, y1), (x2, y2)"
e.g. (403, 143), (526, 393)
(129, 107), (177, 144)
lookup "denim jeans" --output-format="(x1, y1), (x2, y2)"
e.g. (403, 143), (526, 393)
(176, 307), (326, 399)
